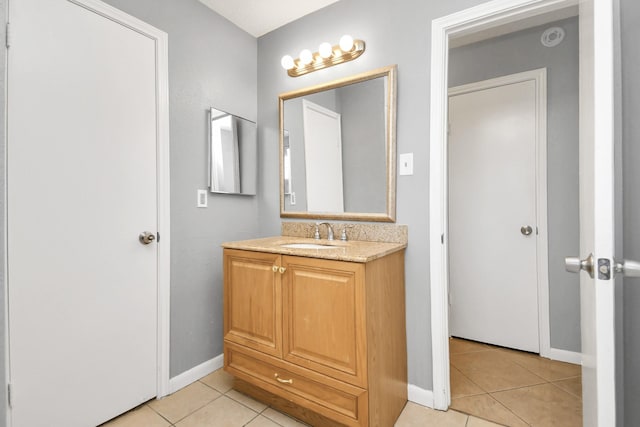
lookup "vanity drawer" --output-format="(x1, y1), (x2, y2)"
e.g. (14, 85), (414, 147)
(225, 343), (368, 426)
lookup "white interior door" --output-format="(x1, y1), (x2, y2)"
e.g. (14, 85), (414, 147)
(575, 0), (617, 424)
(8, 0), (162, 425)
(302, 99), (344, 212)
(448, 79), (539, 353)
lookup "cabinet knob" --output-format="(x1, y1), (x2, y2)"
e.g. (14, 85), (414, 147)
(272, 265), (278, 273)
(274, 373), (293, 384)
(279, 267), (286, 274)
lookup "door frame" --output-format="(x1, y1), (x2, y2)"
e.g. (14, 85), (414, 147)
(4, 0), (172, 422)
(428, 0), (579, 410)
(448, 68), (549, 355)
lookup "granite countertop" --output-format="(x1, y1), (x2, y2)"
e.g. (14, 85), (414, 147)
(221, 236), (406, 263)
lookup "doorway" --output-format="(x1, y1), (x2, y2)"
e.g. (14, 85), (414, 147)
(6, 0), (171, 425)
(429, 0), (621, 424)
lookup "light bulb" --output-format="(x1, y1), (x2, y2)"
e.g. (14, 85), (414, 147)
(299, 49), (313, 65)
(280, 55), (294, 70)
(319, 42), (333, 58)
(339, 34), (354, 52)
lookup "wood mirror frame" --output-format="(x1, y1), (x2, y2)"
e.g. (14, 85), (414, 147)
(279, 65), (397, 222)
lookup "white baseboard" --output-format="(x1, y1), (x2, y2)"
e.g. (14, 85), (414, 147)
(167, 353), (224, 395)
(407, 384), (434, 408)
(546, 347), (582, 365)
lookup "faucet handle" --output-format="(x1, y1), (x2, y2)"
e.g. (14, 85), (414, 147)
(314, 223), (320, 240)
(340, 228), (348, 241)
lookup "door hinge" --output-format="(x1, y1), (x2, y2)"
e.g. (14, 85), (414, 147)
(7, 384), (12, 408)
(441, 233), (444, 244)
(6, 22), (10, 49)
(157, 232), (160, 243)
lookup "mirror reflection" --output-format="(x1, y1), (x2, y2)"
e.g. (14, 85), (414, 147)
(279, 65), (397, 222)
(209, 108), (257, 195)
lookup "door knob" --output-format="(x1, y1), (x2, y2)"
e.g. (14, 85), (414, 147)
(614, 259), (640, 277)
(520, 225), (533, 236)
(565, 253), (594, 278)
(139, 231), (156, 245)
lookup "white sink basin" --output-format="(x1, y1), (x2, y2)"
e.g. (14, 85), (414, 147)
(281, 243), (339, 250)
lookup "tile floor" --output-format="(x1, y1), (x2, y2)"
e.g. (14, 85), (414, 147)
(102, 369), (502, 427)
(449, 337), (582, 426)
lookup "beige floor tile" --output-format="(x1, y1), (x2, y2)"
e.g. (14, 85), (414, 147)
(246, 415), (283, 427)
(492, 383), (582, 427)
(466, 416), (506, 427)
(262, 407), (310, 426)
(451, 365), (486, 398)
(148, 381), (221, 423)
(450, 394), (528, 427)
(176, 395), (258, 427)
(452, 351), (546, 392)
(101, 405), (170, 427)
(200, 368), (235, 393)
(450, 337), (493, 354)
(394, 402), (468, 426)
(226, 389), (268, 412)
(500, 349), (581, 381)
(552, 376), (582, 398)
(451, 349), (513, 372)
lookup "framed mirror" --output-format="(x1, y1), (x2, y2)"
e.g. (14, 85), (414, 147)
(209, 108), (257, 195)
(279, 65), (397, 222)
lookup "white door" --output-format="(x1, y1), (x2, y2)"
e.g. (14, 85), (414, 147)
(8, 0), (162, 426)
(302, 99), (344, 212)
(448, 79), (539, 352)
(572, 0), (617, 424)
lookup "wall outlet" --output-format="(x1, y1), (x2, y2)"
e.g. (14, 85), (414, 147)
(290, 191), (296, 205)
(197, 189), (208, 208)
(399, 153), (414, 176)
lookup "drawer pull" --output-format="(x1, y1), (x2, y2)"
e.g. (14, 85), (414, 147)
(272, 265), (279, 272)
(279, 267), (287, 274)
(274, 373), (293, 384)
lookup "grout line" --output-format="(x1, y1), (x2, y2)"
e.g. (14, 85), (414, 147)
(146, 403), (177, 425)
(485, 393), (531, 426)
(548, 378), (583, 399)
(242, 411), (261, 427)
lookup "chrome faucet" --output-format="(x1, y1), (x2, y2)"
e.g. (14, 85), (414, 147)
(314, 222), (334, 241)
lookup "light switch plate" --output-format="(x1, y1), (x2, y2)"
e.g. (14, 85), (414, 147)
(197, 189), (208, 208)
(399, 153), (414, 176)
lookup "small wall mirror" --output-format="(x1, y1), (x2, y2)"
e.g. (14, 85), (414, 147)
(209, 108), (257, 195)
(279, 65), (397, 222)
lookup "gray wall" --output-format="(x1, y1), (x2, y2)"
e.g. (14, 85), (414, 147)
(339, 78), (387, 213)
(257, 0), (510, 392)
(256, 0), (633, 396)
(621, 0), (640, 424)
(100, 0), (258, 377)
(448, 18), (581, 352)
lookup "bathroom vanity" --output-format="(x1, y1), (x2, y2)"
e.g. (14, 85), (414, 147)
(222, 235), (407, 426)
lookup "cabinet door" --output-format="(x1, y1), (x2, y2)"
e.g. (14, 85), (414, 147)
(224, 249), (282, 357)
(282, 256), (367, 387)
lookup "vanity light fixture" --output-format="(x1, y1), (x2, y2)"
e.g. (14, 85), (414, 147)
(280, 34), (366, 77)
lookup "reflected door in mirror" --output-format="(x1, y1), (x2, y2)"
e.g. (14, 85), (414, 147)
(209, 108), (257, 196)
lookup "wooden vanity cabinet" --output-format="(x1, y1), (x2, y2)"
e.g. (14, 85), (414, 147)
(223, 248), (407, 427)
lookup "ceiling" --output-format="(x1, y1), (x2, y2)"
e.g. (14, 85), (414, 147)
(198, 0), (341, 38)
(450, 5), (578, 48)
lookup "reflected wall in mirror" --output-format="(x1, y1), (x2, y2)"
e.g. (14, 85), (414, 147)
(209, 108), (257, 195)
(279, 65), (397, 222)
